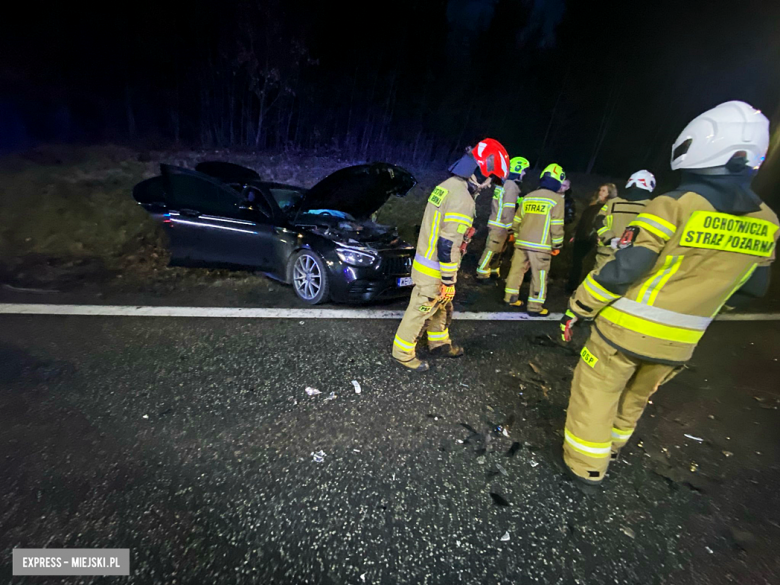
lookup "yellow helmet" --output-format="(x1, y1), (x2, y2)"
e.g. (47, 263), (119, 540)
(541, 163), (566, 182)
(509, 156), (530, 175)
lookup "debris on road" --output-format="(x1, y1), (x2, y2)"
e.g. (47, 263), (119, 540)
(722, 451), (734, 457)
(490, 493), (510, 507)
(496, 463), (508, 477)
(305, 387), (321, 396)
(621, 527), (636, 539)
(324, 392), (337, 402)
(361, 573), (366, 583)
(530, 460), (539, 468)
(142, 414), (149, 419)
(352, 380), (362, 394)
(529, 362), (542, 375)
(311, 450), (326, 463)
(500, 531), (511, 542)
(684, 434), (704, 442)
(476, 456), (486, 465)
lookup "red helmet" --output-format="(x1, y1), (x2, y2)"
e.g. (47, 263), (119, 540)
(472, 138), (509, 180)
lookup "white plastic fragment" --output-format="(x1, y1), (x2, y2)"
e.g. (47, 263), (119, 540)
(500, 531), (510, 542)
(360, 574), (366, 583)
(324, 392), (337, 402)
(352, 380), (362, 394)
(502, 428), (510, 438)
(142, 414), (149, 419)
(705, 546), (714, 554)
(305, 387), (321, 396)
(684, 434), (704, 442)
(621, 526), (636, 539)
(311, 450), (326, 463)
(496, 463), (508, 477)
(530, 460), (539, 468)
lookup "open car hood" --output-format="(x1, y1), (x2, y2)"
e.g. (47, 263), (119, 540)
(295, 163), (416, 220)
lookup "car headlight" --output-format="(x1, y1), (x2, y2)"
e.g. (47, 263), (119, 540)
(336, 248), (377, 267)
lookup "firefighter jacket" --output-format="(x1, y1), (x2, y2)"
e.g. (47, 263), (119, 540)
(487, 179), (521, 232)
(593, 188), (651, 261)
(512, 187), (565, 253)
(411, 176), (476, 296)
(569, 173), (779, 364)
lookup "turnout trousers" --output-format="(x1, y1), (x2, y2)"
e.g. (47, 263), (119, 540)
(503, 248), (551, 312)
(392, 285), (454, 362)
(476, 229), (509, 279)
(563, 330), (682, 483)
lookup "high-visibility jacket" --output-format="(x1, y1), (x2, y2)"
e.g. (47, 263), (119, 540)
(411, 176), (476, 296)
(569, 182), (779, 364)
(594, 189), (651, 263)
(512, 188), (565, 253)
(487, 179), (521, 232)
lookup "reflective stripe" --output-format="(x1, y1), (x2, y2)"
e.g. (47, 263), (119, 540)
(504, 288), (519, 294)
(488, 220), (511, 229)
(526, 197), (558, 206)
(444, 212), (473, 226)
(564, 429), (611, 458)
(637, 255), (684, 305)
(552, 236), (564, 245)
(393, 335), (416, 351)
(427, 329), (449, 341)
(712, 263), (757, 317)
(599, 306), (705, 344)
(424, 211), (441, 259)
(597, 226), (610, 236)
(611, 427), (633, 441)
(439, 261), (458, 272)
(413, 253), (442, 278)
(630, 213), (676, 241)
(551, 219), (564, 225)
(516, 240), (552, 251)
(541, 210), (551, 245)
(529, 269), (547, 303)
(611, 298), (712, 330)
(477, 251), (494, 274)
(583, 274), (620, 302)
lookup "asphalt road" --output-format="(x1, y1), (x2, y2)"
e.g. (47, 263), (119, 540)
(2, 315), (779, 584)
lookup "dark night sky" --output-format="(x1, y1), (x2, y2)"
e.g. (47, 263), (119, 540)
(1, 0), (780, 183)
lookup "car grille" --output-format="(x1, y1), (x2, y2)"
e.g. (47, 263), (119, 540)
(382, 254), (412, 275)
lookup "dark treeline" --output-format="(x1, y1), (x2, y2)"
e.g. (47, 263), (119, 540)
(2, 0), (780, 183)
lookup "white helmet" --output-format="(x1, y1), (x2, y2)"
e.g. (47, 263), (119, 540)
(671, 100), (769, 171)
(626, 170), (656, 192)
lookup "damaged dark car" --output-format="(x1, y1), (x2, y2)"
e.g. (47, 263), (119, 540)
(133, 161), (417, 304)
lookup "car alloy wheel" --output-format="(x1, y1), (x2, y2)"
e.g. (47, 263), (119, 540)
(292, 251), (329, 304)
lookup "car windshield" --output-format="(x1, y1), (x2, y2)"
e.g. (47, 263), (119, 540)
(269, 187), (305, 211)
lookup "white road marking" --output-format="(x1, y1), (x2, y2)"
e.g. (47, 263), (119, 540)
(0, 303), (779, 321)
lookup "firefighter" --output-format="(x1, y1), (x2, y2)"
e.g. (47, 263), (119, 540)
(476, 156), (530, 281)
(392, 138), (509, 371)
(503, 163), (566, 315)
(592, 170), (656, 272)
(559, 100), (778, 487)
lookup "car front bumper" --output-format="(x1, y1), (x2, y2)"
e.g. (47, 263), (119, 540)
(325, 250), (414, 304)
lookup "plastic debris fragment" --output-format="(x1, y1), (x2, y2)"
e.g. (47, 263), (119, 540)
(311, 450), (326, 463)
(722, 451), (733, 457)
(305, 387), (321, 396)
(500, 531), (510, 542)
(352, 380), (362, 394)
(621, 527), (636, 539)
(142, 414), (149, 419)
(684, 434), (704, 442)
(496, 463), (508, 477)
(361, 574), (366, 583)
(324, 392), (337, 402)
(530, 460), (539, 468)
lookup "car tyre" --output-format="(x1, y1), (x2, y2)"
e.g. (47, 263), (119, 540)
(291, 250), (330, 305)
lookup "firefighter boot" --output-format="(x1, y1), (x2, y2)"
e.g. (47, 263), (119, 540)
(506, 294), (524, 308)
(394, 356), (430, 372)
(429, 343), (465, 358)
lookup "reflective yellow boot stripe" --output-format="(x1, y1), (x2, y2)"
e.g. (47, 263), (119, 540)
(477, 251), (493, 274)
(564, 429), (612, 458)
(393, 335), (416, 352)
(599, 306), (705, 344)
(427, 329), (450, 341)
(611, 427), (633, 441)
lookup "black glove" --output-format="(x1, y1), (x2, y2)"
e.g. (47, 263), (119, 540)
(560, 310), (578, 342)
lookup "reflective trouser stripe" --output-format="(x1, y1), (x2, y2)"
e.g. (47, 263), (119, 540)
(427, 329), (449, 341)
(477, 251), (493, 274)
(611, 427), (633, 441)
(599, 306), (705, 344)
(529, 269), (547, 303)
(393, 335), (416, 351)
(515, 240), (551, 251)
(637, 255), (683, 305)
(564, 429), (611, 458)
(504, 288), (519, 294)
